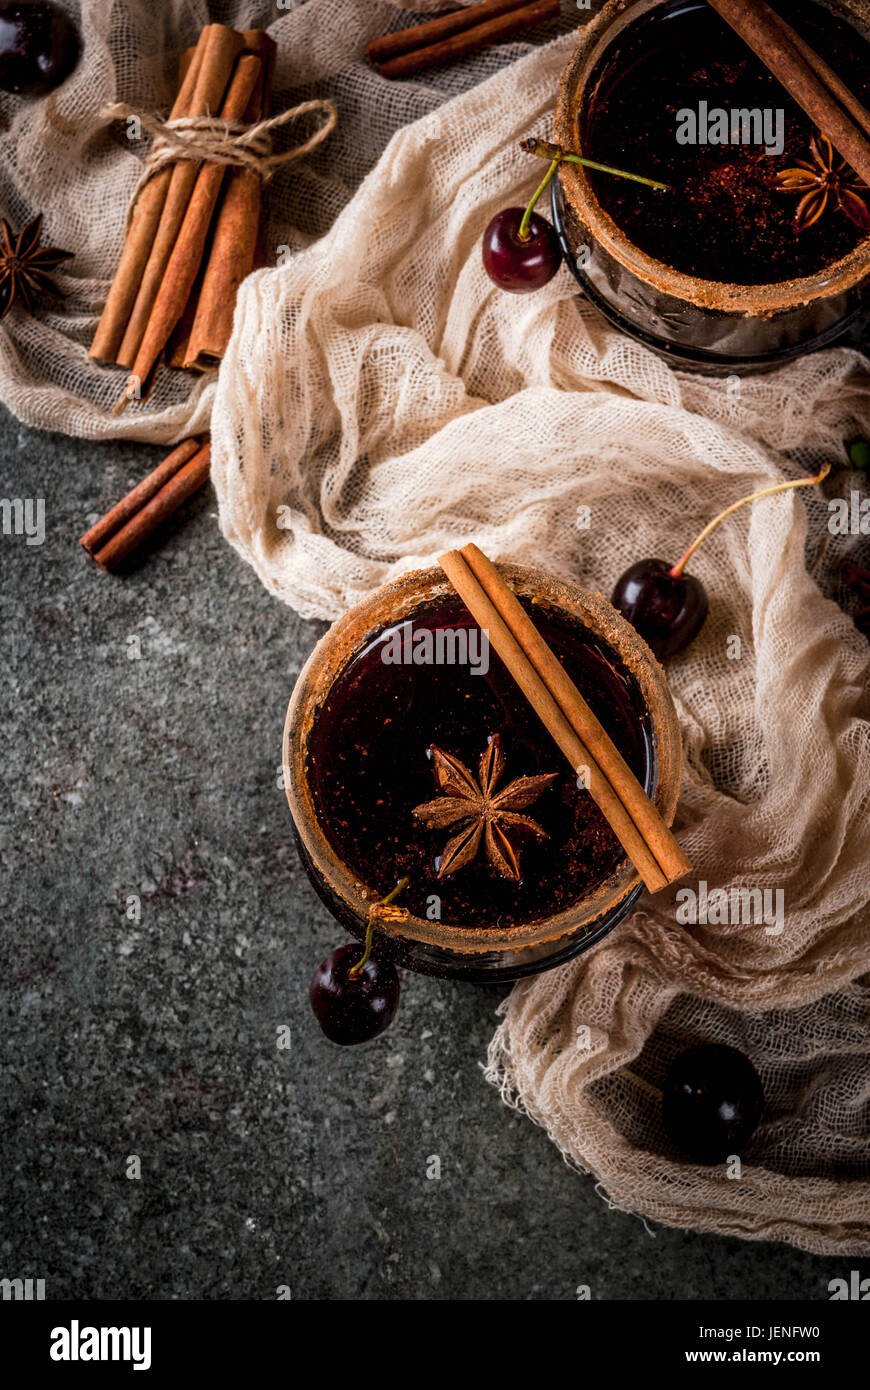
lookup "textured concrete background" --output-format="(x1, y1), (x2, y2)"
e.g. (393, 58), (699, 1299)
(1, 405), (868, 1301)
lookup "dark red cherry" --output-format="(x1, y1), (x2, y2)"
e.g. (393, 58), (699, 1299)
(840, 562), (870, 638)
(612, 558), (708, 659)
(482, 207), (561, 293)
(0, 1), (79, 95)
(611, 466), (831, 659)
(310, 943), (400, 1045)
(663, 1044), (764, 1165)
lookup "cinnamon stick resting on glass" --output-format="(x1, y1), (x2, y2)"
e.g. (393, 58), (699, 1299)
(706, 0), (870, 187)
(438, 544), (692, 894)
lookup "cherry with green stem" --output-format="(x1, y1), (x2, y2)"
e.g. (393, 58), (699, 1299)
(309, 877), (408, 1045)
(482, 138), (669, 294)
(612, 462), (833, 659)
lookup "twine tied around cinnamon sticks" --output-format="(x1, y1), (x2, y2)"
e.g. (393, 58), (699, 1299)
(90, 24), (339, 408)
(101, 97), (338, 223)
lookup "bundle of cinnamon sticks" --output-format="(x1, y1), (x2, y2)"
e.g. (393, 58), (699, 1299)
(438, 545), (692, 894)
(367, 0), (560, 80)
(90, 23), (276, 407)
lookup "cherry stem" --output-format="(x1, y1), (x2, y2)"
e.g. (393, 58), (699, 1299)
(517, 157), (560, 242)
(669, 461), (833, 579)
(348, 876), (409, 977)
(520, 136), (670, 192)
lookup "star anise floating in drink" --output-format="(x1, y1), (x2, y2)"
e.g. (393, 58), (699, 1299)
(776, 132), (870, 233)
(0, 214), (73, 319)
(413, 734), (557, 881)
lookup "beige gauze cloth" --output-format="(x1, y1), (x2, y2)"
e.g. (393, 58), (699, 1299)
(210, 29), (870, 1254)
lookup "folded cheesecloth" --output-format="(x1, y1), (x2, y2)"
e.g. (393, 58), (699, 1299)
(1, 0), (868, 1253)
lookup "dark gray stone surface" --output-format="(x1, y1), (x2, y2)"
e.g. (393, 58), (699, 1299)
(1, 407), (867, 1302)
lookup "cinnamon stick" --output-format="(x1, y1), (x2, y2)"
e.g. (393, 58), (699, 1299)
(114, 24), (245, 371)
(706, 0), (870, 188)
(89, 40), (205, 364)
(460, 544), (691, 884)
(182, 30), (276, 370)
(439, 550), (678, 889)
(79, 435), (202, 556)
(117, 52), (263, 408)
(768, 8), (870, 142)
(436, 544), (686, 889)
(366, 0), (533, 65)
(150, 44), (201, 370)
(80, 439), (211, 570)
(164, 250), (204, 368)
(375, 0), (560, 80)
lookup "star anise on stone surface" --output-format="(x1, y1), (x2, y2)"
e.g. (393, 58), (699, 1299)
(0, 215), (73, 320)
(776, 132), (870, 234)
(412, 733), (557, 881)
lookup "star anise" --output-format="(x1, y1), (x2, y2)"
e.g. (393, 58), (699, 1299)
(776, 132), (870, 234)
(0, 215), (73, 320)
(412, 734), (557, 881)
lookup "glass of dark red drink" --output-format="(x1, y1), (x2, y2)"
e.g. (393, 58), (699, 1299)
(283, 564), (683, 980)
(553, 0), (870, 371)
